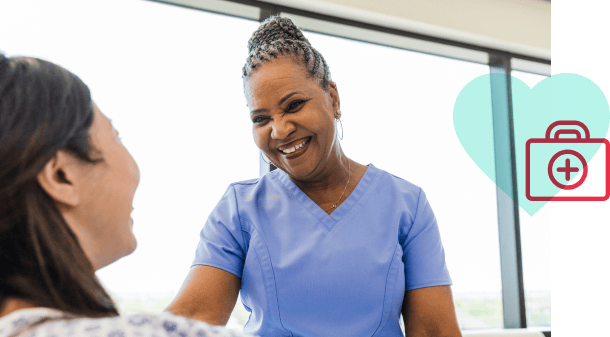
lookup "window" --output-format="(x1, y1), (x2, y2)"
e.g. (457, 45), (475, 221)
(511, 70), (552, 328)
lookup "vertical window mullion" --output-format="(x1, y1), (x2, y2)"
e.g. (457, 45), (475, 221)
(489, 53), (527, 328)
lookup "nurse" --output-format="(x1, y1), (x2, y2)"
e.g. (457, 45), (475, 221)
(167, 16), (462, 337)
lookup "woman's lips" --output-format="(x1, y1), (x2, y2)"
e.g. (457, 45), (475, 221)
(279, 137), (311, 159)
(278, 137), (310, 154)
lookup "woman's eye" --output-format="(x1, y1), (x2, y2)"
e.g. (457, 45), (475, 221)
(287, 100), (306, 112)
(252, 116), (266, 124)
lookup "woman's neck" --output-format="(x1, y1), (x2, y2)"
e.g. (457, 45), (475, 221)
(290, 149), (351, 192)
(0, 298), (38, 318)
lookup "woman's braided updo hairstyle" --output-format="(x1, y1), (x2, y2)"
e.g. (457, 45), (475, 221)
(242, 16), (332, 90)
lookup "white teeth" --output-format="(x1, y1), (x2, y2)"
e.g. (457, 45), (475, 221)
(280, 138), (309, 154)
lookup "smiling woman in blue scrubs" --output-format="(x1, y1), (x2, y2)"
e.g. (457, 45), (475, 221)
(166, 16), (462, 337)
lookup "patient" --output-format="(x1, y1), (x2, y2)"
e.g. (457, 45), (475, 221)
(0, 54), (250, 336)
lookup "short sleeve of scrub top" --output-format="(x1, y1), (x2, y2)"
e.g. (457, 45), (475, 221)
(192, 164), (452, 337)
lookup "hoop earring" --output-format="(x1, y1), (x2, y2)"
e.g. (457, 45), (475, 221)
(336, 118), (344, 140)
(261, 152), (271, 165)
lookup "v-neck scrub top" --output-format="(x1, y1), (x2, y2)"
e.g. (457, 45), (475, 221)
(192, 164), (452, 337)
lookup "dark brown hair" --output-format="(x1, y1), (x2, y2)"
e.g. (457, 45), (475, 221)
(242, 15), (332, 90)
(0, 54), (119, 317)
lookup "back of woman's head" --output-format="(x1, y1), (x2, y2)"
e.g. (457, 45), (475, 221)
(242, 16), (332, 90)
(0, 54), (118, 317)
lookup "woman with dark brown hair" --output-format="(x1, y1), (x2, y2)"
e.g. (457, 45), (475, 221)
(0, 54), (250, 337)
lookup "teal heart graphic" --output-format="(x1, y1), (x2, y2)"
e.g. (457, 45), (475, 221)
(454, 74), (610, 216)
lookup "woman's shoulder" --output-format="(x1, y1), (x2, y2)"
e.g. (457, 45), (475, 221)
(0, 307), (250, 337)
(366, 164), (428, 218)
(225, 170), (284, 196)
(368, 164), (422, 194)
(229, 177), (262, 188)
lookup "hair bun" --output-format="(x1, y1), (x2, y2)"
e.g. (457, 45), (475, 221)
(243, 15), (332, 90)
(247, 16), (311, 53)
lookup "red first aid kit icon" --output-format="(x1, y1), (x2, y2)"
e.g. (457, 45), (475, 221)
(526, 121), (610, 201)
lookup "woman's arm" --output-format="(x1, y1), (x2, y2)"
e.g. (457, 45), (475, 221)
(165, 265), (241, 326)
(401, 285), (462, 337)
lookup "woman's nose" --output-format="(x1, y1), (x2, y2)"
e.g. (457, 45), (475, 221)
(270, 117), (296, 140)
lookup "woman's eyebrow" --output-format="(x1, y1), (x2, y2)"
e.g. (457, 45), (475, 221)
(278, 92), (302, 105)
(250, 91), (303, 115)
(251, 108), (268, 115)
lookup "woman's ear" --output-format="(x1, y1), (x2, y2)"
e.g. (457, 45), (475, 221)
(328, 81), (341, 118)
(36, 150), (81, 207)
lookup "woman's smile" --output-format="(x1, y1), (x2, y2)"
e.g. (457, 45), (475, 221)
(278, 136), (311, 159)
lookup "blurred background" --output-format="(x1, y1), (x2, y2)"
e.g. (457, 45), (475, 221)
(0, 0), (556, 334)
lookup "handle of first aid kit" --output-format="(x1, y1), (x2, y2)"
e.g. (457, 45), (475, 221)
(545, 120), (591, 139)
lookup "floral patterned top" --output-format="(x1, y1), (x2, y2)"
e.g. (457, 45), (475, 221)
(0, 307), (253, 337)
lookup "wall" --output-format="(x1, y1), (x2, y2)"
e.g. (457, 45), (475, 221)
(292, 0), (550, 51)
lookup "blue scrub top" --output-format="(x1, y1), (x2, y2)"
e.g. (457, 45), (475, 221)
(193, 164), (452, 337)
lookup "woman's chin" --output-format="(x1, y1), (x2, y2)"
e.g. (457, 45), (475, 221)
(116, 228), (138, 263)
(126, 232), (138, 256)
(283, 162), (321, 181)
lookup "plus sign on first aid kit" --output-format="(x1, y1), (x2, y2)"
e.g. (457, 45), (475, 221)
(526, 121), (610, 201)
